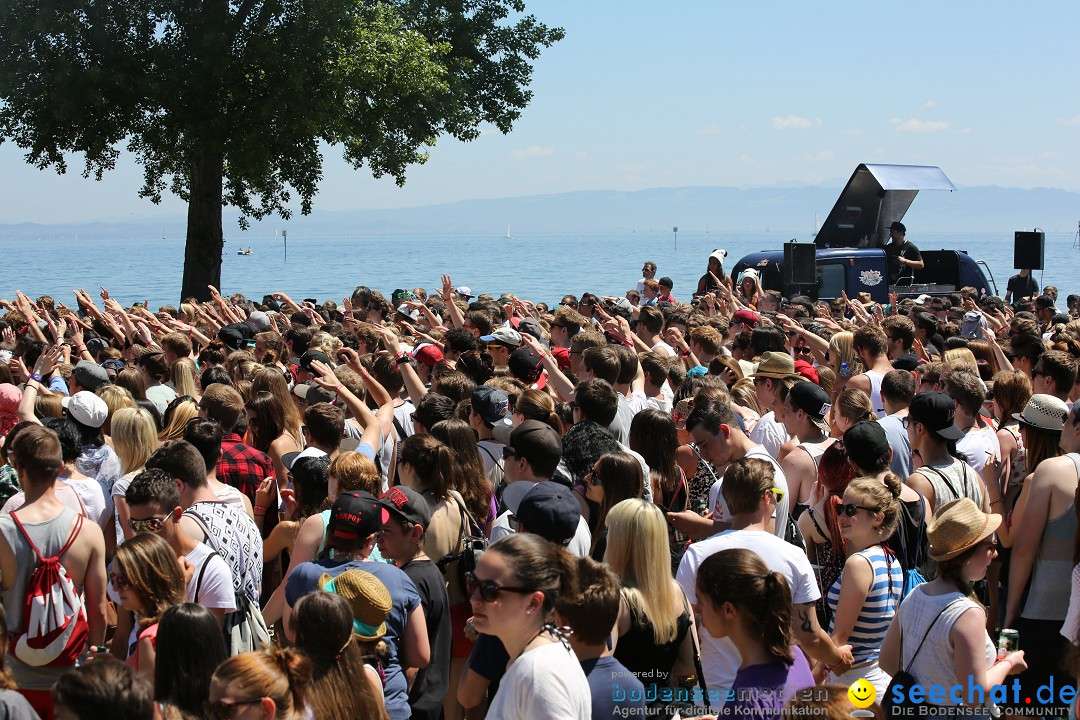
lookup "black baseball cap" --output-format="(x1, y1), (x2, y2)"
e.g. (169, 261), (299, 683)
(298, 349), (333, 372)
(892, 354), (922, 371)
(506, 420), (562, 469)
(889, 221), (906, 234)
(844, 421), (891, 472)
(508, 347), (543, 384)
(329, 490), (381, 541)
(378, 486), (432, 530)
(787, 381), (831, 425)
(908, 391), (965, 440)
(515, 482), (580, 546)
(471, 386), (510, 426)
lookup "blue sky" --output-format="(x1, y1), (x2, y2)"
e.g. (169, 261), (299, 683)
(2, 0), (1078, 223)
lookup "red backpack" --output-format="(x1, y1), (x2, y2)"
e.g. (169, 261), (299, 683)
(8, 513), (88, 667)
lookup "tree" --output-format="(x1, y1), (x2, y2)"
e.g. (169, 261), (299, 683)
(0, 0), (563, 300)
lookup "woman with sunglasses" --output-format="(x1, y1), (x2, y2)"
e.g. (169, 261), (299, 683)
(108, 407), (159, 544)
(208, 647), (313, 720)
(821, 477), (903, 694)
(583, 451), (644, 560)
(880, 499), (1025, 717)
(468, 533), (590, 720)
(110, 533), (186, 684)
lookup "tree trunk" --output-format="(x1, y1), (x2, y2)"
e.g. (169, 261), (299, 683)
(180, 145), (225, 303)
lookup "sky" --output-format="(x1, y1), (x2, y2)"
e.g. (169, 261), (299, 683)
(2, 1), (1079, 223)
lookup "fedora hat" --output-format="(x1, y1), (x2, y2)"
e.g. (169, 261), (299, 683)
(751, 351), (795, 380)
(1012, 393), (1070, 432)
(927, 498), (1001, 562)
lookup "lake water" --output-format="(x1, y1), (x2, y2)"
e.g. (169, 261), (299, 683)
(0, 230), (1075, 309)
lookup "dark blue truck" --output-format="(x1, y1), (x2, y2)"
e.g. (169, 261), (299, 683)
(730, 164), (998, 302)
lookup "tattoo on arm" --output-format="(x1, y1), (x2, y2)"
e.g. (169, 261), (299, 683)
(797, 607), (812, 633)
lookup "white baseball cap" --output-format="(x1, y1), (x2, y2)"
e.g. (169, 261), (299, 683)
(61, 391), (108, 429)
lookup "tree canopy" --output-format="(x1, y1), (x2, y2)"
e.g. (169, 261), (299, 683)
(0, 0), (563, 299)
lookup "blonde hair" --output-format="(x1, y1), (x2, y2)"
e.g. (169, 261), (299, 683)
(158, 399), (198, 442)
(96, 385), (135, 435)
(730, 379), (761, 415)
(169, 358), (200, 399)
(835, 388), (875, 425)
(828, 331), (864, 376)
(943, 348), (978, 376)
(112, 407), (159, 475)
(603, 499), (681, 644)
(310, 332), (342, 357)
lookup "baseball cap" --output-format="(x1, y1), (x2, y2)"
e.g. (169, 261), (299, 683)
(889, 221), (906, 234)
(658, 277), (674, 289)
(85, 337), (110, 358)
(506, 420), (562, 470)
(396, 304), (420, 322)
(843, 421), (891, 472)
(515, 482), (581, 546)
(292, 383), (336, 406)
(892, 354), (922, 371)
(793, 359), (819, 385)
(455, 286), (474, 299)
(908, 391), (965, 440)
(61, 391), (108, 428)
(731, 309), (760, 327)
(378, 485), (432, 530)
(551, 347), (572, 370)
(73, 360), (109, 391)
(282, 446), (327, 471)
(479, 327), (522, 348)
(218, 326), (246, 351)
(508, 347), (544, 384)
(515, 318), (544, 342)
(412, 343), (444, 367)
(328, 490), (381, 541)
(246, 310), (270, 332)
(298, 349), (332, 372)
(787, 381), (831, 428)
(471, 386), (510, 426)
(961, 311), (986, 339)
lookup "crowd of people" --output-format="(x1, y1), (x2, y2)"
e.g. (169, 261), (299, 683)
(0, 249), (1076, 720)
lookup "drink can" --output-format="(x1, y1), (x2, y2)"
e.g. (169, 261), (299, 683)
(998, 628), (1019, 658)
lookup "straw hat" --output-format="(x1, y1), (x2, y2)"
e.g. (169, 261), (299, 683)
(751, 351), (795, 380)
(318, 570), (392, 641)
(1012, 393), (1070, 432)
(927, 498), (1001, 562)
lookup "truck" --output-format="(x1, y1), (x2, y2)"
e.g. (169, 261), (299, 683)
(730, 164), (999, 303)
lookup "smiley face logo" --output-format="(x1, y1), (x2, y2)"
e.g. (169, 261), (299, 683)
(848, 678), (876, 709)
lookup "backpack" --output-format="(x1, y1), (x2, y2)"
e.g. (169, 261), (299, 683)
(882, 598), (965, 715)
(9, 513), (89, 667)
(437, 492), (488, 597)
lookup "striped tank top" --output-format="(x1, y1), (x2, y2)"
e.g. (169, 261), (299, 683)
(826, 546), (902, 663)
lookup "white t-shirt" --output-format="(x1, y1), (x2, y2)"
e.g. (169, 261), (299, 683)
(675, 529), (820, 702)
(651, 340), (676, 358)
(748, 411), (789, 459)
(490, 511), (592, 559)
(185, 542), (237, 611)
(957, 424), (1001, 475)
(60, 477), (108, 530)
(706, 446), (788, 537)
(477, 440), (506, 489)
(486, 641), (591, 720)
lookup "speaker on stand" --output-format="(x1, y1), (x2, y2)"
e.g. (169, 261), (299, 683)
(784, 242), (817, 296)
(1013, 231), (1044, 270)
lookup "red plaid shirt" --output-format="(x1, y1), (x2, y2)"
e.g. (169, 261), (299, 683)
(217, 433), (274, 502)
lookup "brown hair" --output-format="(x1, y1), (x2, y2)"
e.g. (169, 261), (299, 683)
(514, 389), (564, 434)
(11, 424), (62, 486)
(591, 452), (645, 543)
(398, 434), (458, 501)
(212, 648), (312, 718)
(835, 388), (875, 425)
(113, 533), (185, 629)
(327, 451), (381, 497)
(34, 392), (63, 421)
(200, 383), (245, 434)
(991, 370), (1031, 425)
(489, 532), (578, 616)
(554, 556), (621, 646)
(721, 456), (777, 515)
(429, 418), (494, 527)
(251, 368), (302, 439)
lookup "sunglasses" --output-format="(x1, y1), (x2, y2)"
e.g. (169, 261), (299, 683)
(767, 486), (785, 503)
(109, 572), (130, 591)
(205, 699), (264, 720)
(466, 572), (532, 603)
(839, 503), (880, 517)
(586, 469), (601, 485)
(501, 447), (519, 460)
(129, 516), (168, 534)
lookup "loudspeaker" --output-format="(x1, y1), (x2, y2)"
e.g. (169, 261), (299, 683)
(1014, 231), (1044, 270)
(784, 243), (817, 285)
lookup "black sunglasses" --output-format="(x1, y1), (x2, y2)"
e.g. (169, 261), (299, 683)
(839, 503), (880, 517)
(466, 572), (531, 603)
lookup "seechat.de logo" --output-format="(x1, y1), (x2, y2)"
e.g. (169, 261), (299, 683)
(847, 678), (877, 717)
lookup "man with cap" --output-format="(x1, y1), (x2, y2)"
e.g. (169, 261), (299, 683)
(284, 490), (429, 720)
(905, 392), (988, 514)
(377, 486), (450, 720)
(779, 381), (834, 516)
(470, 386), (509, 488)
(479, 327), (521, 371)
(507, 347), (546, 390)
(70, 360), (109, 395)
(409, 343), (444, 388)
(295, 349), (333, 385)
(1000, 397), (1075, 708)
(747, 351), (792, 459)
(883, 220), (923, 284)
(727, 308), (760, 342)
(656, 277), (676, 303)
(668, 395), (790, 542)
(490, 420), (591, 557)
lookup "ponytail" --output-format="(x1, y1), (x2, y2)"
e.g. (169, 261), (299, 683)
(759, 572), (795, 664)
(213, 648), (312, 717)
(267, 646), (312, 713)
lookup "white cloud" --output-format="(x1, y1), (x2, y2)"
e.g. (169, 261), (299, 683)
(772, 115), (814, 130)
(511, 145), (554, 161)
(922, 100), (937, 109)
(892, 118), (950, 133)
(1060, 116), (1080, 126)
(695, 123), (723, 136)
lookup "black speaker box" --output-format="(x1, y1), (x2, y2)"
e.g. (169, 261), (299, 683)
(1014, 231), (1044, 270)
(784, 243), (817, 285)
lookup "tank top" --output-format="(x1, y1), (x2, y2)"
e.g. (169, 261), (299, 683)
(864, 370), (887, 418)
(916, 459), (983, 510)
(807, 507), (844, 626)
(887, 494), (928, 572)
(1002, 424), (1028, 488)
(826, 547), (902, 664)
(793, 440), (829, 518)
(1022, 454), (1079, 621)
(0, 507), (81, 690)
(613, 592), (691, 692)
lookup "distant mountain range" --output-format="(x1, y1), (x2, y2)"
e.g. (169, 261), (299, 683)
(1, 184), (1077, 239)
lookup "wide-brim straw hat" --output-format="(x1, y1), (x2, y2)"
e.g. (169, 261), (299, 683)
(751, 351), (795, 380)
(319, 570), (391, 642)
(927, 498), (1001, 562)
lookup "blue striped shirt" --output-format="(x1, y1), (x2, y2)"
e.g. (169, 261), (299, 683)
(826, 547), (902, 663)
